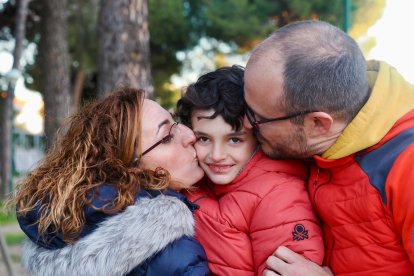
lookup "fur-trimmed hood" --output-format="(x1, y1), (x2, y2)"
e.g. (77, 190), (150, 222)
(21, 193), (198, 276)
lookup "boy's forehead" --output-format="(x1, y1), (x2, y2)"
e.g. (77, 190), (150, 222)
(192, 109), (238, 133)
(192, 108), (215, 119)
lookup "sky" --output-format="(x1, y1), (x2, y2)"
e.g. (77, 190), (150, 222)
(366, 0), (414, 84)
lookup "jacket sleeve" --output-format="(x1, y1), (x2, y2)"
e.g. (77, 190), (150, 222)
(134, 236), (209, 276)
(250, 174), (324, 274)
(386, 145), (414, 265)
(21, 195), (196, 276)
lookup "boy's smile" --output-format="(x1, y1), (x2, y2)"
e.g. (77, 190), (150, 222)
(192, 109), (258, 185)
(207, 163), (234, 174)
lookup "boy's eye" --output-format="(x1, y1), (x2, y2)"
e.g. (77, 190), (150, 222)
(229, 137), (241, 144)
(197, 136), (209, 143)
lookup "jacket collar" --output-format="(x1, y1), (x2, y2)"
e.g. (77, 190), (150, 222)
(322, 60), (414, 160)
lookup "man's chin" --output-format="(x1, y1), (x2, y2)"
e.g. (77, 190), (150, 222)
(260, 141), (304, 160)
(260, 143), (281, 159)
(257, 134), (295, 159)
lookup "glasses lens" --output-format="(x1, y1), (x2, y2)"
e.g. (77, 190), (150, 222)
(163, 122), (178, 144)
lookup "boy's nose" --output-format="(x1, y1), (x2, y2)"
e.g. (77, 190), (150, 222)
(211, 144), (225, 161)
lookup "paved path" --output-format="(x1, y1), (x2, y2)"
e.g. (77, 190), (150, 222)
(0, 223), (29, 276)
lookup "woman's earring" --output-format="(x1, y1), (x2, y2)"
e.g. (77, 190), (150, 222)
(154, 167), (168, 178)
(131, 156), (139, 166)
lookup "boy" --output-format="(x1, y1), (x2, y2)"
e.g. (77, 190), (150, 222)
(176, 65), (324, 275)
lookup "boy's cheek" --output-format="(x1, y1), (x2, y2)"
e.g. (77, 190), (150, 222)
(194, 145), (208, 161)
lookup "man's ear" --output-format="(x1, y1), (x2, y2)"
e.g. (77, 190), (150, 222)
(303, 112), (333, 138)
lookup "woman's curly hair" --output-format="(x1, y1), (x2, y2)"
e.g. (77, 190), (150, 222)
(12, 87), (170, 243)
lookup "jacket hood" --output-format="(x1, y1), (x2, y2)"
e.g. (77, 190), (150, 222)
(18, 185), (122, 249)
(323, 60), (414, 159)
(20, 189), (197, 276)
(18, 186), (197, 250)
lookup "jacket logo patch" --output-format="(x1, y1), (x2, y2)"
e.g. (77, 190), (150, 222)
(292, 224), (308, 241)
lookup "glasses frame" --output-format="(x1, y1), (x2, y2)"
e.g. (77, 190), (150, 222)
(246, 105), (315, 128)
(141, 122), (179, 156)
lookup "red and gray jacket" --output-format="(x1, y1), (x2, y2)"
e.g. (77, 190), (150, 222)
(309, 61), (414, 275)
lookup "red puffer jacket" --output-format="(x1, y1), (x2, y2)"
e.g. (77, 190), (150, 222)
(309, 111), (414, 275)
(186, 150), (324, 275)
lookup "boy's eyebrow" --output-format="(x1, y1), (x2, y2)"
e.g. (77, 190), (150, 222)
(229, 131), (248, 136)
(194, 130), (210, 136)
(194, 130), (249, 136)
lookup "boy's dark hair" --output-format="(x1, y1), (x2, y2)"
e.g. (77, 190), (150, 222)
(176, 65), (245, 131)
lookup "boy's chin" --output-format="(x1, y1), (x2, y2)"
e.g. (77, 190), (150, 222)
(205, 173), (234, 186)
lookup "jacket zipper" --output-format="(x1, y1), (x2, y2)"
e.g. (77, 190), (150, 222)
(312, 167), (335, 267)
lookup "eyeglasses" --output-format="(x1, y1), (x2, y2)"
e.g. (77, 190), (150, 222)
(246, 104), (315, 128)
(141, 122), (179, 156)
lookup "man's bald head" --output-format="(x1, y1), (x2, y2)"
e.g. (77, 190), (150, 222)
(246, 20), (369, 123)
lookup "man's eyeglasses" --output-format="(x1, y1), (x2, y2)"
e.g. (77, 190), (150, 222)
(245, 105), (315, 128)
(141, 122), (179, 156)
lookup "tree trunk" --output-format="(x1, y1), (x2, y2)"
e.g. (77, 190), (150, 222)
(0, 0), (29, 198)
(97, 0), (153, 99)
(73, 70), (86, 109)
(39, 0), (72, 148)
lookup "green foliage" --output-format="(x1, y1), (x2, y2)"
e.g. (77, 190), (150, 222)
(0, 0), (386, 108)
(153, 70), (182, 110)
(0, 1), (14, 41)
(5, 233), (25, 246)
(0, 201), (16, 225)
(359, 36), (377, 55)
(0, 213), (16, 225)
(350, 0), (386, 39)
(68, 0), (98, 72)
(149, 0), (198, 107)
(11, 254), (21, 263)
(203, 0), (263, 44)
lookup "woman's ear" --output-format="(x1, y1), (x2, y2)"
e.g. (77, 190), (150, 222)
(303, 112), (334, 138)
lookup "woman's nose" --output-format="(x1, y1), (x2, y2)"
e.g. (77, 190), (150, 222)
(243, 115), (253, 130)
(179, 124), (197, 145)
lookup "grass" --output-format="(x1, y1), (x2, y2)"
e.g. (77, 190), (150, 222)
(0, 200), (17, 225)
(11, 254), (21, 263)
(0, 202), (25, 266)
(5, 233), (25, 246)
(0, 211), (17, 225)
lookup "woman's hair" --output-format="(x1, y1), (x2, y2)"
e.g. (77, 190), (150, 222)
(176, 65), (245, 131)
(12, 87), (170, 243)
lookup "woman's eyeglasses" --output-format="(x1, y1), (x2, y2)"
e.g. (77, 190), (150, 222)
(141, 122), (179, 156)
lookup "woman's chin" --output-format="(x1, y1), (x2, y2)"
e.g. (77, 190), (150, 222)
(170, 169), (204, 191)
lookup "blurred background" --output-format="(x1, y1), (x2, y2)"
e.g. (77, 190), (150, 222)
(0, 0), (413, 274)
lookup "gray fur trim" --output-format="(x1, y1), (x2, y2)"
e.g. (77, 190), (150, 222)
(22, 195), (195, 276)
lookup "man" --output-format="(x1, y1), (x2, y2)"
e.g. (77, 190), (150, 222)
(244, 20), (414, 275)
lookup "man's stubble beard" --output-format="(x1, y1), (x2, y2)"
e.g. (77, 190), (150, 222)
(255, 126), (310, 160)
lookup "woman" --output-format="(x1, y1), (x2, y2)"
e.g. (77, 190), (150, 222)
(13, 87), (208, 275)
